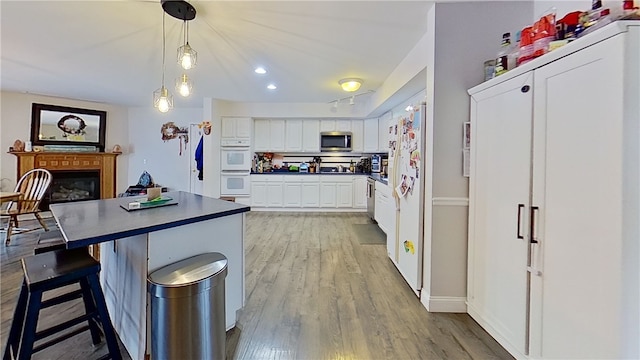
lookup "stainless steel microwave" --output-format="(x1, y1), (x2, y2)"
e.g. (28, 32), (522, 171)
(320, 131), (352, 152)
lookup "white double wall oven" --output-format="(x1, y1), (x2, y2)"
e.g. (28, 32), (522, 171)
(220, 138), (251, 196)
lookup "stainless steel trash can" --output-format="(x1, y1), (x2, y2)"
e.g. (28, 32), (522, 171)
(148, 252), (228, 360)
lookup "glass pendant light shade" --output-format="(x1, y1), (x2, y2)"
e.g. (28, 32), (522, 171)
(178, 43), (197, 70)
(176, 74), (193, 97)
(154, 86), (173, 113)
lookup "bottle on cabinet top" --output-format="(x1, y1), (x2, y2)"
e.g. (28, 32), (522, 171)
(494, 32), (518, 77)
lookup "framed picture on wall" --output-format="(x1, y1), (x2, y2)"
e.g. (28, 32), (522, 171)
(463, 122), (471, 149)
(30, 103), (106, 151)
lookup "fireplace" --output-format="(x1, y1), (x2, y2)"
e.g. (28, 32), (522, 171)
(40, 170), (101, 210)
(11, 151), (118, 202)
(11, 151), (118, 260)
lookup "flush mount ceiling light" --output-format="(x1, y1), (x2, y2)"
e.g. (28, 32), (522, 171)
(339, 78), (363, 92)
(153, 11), (173, 113)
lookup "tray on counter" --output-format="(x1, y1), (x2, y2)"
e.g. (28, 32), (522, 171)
(120, 196), (178, 211)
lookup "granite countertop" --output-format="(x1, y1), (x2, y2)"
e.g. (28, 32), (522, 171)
(369, 173), (389, 185)
(251, 171), (370, 176)
(50, 191), (250, 249)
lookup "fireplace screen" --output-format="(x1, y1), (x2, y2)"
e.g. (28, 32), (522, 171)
(42, 171), (101, 209)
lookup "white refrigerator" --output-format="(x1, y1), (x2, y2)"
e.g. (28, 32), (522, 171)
(388, 102), (426, 295)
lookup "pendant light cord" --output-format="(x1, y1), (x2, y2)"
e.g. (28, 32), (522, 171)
(161, 11), (166, 87)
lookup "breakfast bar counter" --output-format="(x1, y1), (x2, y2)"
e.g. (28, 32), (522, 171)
(50, 191), (250, 360)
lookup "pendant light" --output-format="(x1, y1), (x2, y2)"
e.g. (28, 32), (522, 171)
(177, 20), (197, 70)
(153, 11), (173, 113)
(176, 73), (193, 97)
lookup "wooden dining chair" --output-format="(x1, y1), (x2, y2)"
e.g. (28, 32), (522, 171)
(1, 168), (52, 245)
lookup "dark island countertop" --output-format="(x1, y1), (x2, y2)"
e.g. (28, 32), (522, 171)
(50, 191), (250, 249)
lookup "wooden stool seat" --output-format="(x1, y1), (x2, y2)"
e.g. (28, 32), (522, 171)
(3, 248), (122, 360)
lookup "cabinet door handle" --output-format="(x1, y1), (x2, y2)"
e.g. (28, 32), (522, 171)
(530, 206), (539, 244)
(517, 204), (525, 239)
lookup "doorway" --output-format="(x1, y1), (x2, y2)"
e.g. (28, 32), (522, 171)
(189, 123), (203, 195)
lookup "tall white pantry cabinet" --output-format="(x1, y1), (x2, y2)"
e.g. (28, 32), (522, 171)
(467, 21), (639, 360)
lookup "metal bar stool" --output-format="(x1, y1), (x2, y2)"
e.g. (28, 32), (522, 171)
(2, 248), (122, 360)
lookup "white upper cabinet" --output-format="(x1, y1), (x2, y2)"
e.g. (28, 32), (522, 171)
(285, 120), (303, 152)
(253, 119), (270, 151)
(351, 119), (363, 152)
(320, 119), (351, 132)
(378, 116), (389, 153)
(221, 117), (251, 139)
(363, 118), (379, 153)
(302, 119), (320, 152)
(320, 120), (335, 132)
(269, 119), (285, 152)
(336, 120), (351, 132)
(235, 117), (251, 138)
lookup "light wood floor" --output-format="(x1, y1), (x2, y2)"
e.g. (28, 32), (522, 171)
(1, 212), (512, 360)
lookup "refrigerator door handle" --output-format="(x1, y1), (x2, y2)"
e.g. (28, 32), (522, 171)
(530, 206), (539, 244)
(517, 204), (525, 239)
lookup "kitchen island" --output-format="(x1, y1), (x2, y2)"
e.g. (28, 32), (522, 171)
(50, 191), (250, 360)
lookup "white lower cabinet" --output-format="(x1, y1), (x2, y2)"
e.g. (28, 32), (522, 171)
(319, 183), (336, 208)
(251, 175), (284, 208)
(468, 23), (639, 360)
(301, 180), (320, 207)
(252, 175), (366, 210)
(282, 176), (320, 207)
(374, 181), (390, 233)
(283, 182), (302, 207)
(352, 177), (367, 209)
(336, 182), (353, 208)
(250, 181), (267, 207)
(266, 182), (283, 207)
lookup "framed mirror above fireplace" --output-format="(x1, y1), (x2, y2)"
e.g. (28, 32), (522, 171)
(30, 103), (106, 151)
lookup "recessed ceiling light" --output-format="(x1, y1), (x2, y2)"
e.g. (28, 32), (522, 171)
(267, 84), (277, 90)
(255, 67), (267, 74)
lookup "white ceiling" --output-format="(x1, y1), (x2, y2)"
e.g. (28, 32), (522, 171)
(0, 1), (431, 111)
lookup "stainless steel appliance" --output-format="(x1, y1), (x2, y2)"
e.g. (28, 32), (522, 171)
(320, 132), (352, 152)
(367, 177), (376, 220)
(371, 154), (381, 173)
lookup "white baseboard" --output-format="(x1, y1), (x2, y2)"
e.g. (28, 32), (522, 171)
(420, 294), (467, 313)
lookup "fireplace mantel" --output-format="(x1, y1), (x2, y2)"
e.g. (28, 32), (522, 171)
(11, 152), (119, 200)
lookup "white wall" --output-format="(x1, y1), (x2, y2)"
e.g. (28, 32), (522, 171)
(127, 107), (203, 192)
(533, 0), (590, 21)
(421, 1), (534, 311)
(0, 91), (129, 193)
